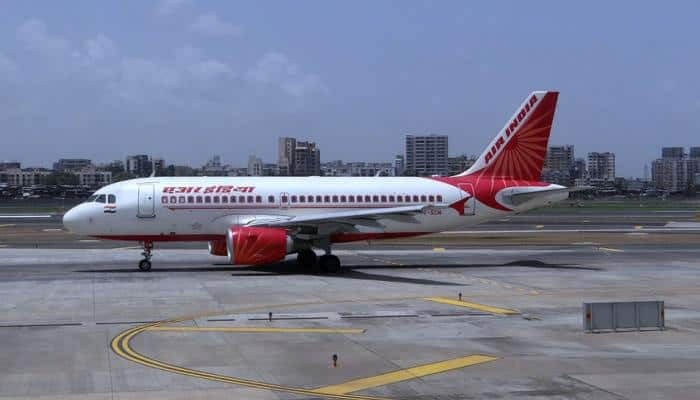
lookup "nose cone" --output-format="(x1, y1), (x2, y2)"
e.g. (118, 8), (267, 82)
(62, 206), (83, 233)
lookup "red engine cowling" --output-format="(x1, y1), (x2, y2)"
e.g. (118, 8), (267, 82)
(226, 227), (291, 265)
(208, 240), (228, 256)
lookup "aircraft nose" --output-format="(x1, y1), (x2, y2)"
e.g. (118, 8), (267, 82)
(62, 206), (83, 233)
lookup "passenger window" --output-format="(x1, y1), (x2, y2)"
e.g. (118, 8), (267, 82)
(388, 195), (395, 202)
(340, 195), (346, 202)
(170, 196), (177, 203)
(421, 195), (427, 202)
(437, 195), (443, 202)
(247, 195), (254, 203)
(348, 195), (355, 203)
(230, 196), (237, 203)
(255, 195), (262, 203)
(107, 194), (116, 204)
(316, 195), (322, 202)
(413, 195), (419, 202)
(372, 195), (379, 202)
(161, 196), (168, 204)
(365, 195), (371, 203)
(299, 195), (306, 203)
(196, 196), (203, 203)
(204, 196), (211, 203)
(179, 196), (185, 203)
(188, 196), (194, 203)
(213, 196), (220, 203)
(332, 195), (339, 202)
(380, 195), (387, 202)
(397, 195), (403, 203)
(222, 196), (228, 203)
(268, 195), (275, 203)
(291, 195), (298, 203)
(428, 195), (435, 202)
(324, 195), (330, 202)
(281, 195), (288, 203)
(239, 195), (245, 203)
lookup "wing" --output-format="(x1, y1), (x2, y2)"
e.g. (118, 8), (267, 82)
(246, 204), (428, 233)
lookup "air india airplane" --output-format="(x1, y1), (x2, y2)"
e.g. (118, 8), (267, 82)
(63, 90), (572, 272)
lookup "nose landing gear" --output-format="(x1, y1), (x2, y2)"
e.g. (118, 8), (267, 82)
(138, 241), (153, 272)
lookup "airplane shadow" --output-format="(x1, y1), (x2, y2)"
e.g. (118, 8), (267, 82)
(74, 258), (598, 287)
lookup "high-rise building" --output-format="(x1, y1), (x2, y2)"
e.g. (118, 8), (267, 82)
(652, 147), (695, 193)
(587, 152), (616, 181)
(542, 145), (574, 185)
(0, 161), (21, 170)
(405, 134), (449, 176)
(248, 155), (263, 176)
(53, 159), (92, 172)
(394, 155), (405, 176)
(294, 141), (321, 176)
(662, 147), (684, 159)
(126, 155), (165, 177)
(278, 137), (297, 176)
(201, 155), (226, 176)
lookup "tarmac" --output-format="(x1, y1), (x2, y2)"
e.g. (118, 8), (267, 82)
(1, 212), (700, 399)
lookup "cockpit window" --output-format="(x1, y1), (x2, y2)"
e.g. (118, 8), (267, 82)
(86, 195), (98, 202)
(107, 194), (116, 204)
(96, 194), (106, 203)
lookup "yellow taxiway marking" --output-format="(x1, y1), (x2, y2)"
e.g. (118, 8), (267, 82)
(422, 297), (519, 315)
(634, 225), (643, 230)
(535, 224), (544, 229)
(0, 224), (16, 228)
(146, 326), (365, 334)
(313, 355), (498, 395)
(432, 247), (445, 252)
(598, 247), (624, 253)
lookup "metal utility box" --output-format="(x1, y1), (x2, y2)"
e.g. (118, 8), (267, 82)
(583, 301), (664, 333)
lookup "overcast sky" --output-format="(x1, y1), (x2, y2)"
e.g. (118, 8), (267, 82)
(1, 1), (698, 177)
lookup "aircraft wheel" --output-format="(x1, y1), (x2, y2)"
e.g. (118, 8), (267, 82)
(319, 254), (341, 273)
(138, 259), (152, 272)
(296, 249), (317, 269)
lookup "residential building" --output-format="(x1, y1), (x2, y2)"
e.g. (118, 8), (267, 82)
(201, 155), (227, 176)
(293, 140), (321, 176)
(0, 161), (21, 170)
(0, 168), (51, 186)
(278, 137), (297, 176)
(405, 134), (449, 176)
(651, 147), (696, 193)
(447, 155), (476, 177)
(542, 145), (574, 185)
(394, 155), (405, 176)
(248, 155), (263, 176)
(126, 155), (165, 177)
(587, 152), (616, 181)
(662, 147), (684, 159)
(53, 158), (92, 172)
(75, 167), (112, 187)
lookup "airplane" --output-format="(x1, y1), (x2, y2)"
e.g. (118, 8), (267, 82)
(63, 90), (573, 272)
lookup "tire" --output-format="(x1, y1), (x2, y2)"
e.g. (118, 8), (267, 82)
(138, 259), (152, 272)
(296, 249), (317, 269)
(319, 254), (341, 273)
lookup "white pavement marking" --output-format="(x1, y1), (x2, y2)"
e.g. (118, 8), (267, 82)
(0, 215), (52, 218)
(43, 228), (63, 232)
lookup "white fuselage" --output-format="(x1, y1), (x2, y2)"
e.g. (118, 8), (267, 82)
(63, 176), (565, 241)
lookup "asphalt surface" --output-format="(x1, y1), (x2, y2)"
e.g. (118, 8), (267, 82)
(1, 214), (700, 399)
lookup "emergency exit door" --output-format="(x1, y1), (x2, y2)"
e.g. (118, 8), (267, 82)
(137, 184), (155, 218)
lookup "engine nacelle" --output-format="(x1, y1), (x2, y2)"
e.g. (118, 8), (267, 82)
(208, 240), (228, 256)
(226, 226), (292, 265)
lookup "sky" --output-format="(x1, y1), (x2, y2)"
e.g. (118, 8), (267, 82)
(0, 1), (699, 177)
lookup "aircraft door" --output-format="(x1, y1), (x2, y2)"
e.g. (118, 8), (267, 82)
(458, 183), (476, 216)
(137, 184), (156, 218)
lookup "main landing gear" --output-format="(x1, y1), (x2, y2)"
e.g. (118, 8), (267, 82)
(138, 241), (153, 272)
(296, 248), (341, 273)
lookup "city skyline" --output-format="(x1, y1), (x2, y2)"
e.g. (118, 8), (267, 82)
(2, 2), (700, 176)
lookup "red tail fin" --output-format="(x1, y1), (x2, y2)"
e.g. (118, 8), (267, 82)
(457, 91), (559, 181)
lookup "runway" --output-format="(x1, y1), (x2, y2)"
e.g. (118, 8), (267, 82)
(1, 238), (700, 399)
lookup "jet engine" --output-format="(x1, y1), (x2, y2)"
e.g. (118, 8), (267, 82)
(226, 226), (293, 265)
(208, 240), (228, 256)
